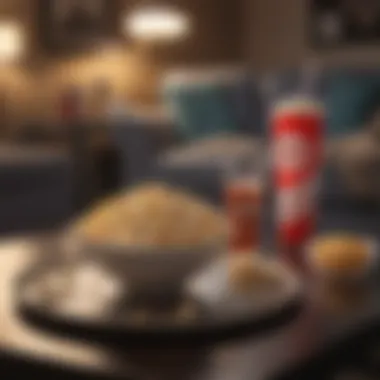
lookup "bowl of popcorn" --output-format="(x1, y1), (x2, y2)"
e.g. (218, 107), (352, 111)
(307, 233), (377, 283)
(72, 183), (228, 298)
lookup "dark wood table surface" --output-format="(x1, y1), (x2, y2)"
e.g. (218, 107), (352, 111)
(2, 203), (380, 379)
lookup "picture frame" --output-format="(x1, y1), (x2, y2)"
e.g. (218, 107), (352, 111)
(310, 0), (380, 48)
(38, 0), (123, 53)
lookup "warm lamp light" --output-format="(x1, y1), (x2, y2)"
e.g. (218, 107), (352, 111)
(0, 21), (23, 63)
(124, 5), (190, 42)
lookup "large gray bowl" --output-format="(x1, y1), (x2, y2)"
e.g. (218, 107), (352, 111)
(78, 240), (225, 299)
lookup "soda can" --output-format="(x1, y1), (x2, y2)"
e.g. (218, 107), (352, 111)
(272, 97), (324, 263)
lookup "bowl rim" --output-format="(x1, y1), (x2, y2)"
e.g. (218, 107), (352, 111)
(72, 235), (227, 256)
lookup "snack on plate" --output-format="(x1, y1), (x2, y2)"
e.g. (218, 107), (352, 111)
(309, 234), (371, 274)
(75, 183), (227, 248)
(228, 254), (281, 293)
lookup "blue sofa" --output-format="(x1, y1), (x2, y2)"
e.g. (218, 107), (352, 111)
(111, 67), (380, 207)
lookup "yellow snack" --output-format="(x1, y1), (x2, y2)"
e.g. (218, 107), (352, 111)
(310, 234), (370, 273)
(229, 254), (280, 293)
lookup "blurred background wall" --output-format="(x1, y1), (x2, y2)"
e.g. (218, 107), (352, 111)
(246, 0), (380, 71)
(0, 0), (243, 129)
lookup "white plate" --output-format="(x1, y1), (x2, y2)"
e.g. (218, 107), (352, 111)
(187, 256), (302, 320)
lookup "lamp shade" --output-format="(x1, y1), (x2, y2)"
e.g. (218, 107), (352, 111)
(0, 21), (23, 62)
(125, 5), (190, 42)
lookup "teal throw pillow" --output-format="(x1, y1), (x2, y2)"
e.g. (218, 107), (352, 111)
(163, 81), (239, 140)
(325, 74), (380, 136)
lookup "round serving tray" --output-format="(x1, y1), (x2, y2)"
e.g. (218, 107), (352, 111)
(16, 257), (303, 346)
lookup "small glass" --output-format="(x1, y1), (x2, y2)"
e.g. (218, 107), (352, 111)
(224, 156), (266, 254)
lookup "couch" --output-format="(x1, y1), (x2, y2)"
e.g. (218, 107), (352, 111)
(0, 145), (74, 234)
(111, 67), (380, 207)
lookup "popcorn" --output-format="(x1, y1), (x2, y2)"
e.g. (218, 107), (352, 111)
(76, 183), (227, 248)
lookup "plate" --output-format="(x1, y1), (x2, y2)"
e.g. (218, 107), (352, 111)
(16, 256), (303, 346)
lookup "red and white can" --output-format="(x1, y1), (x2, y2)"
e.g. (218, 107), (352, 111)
(272, 97), (324, 263)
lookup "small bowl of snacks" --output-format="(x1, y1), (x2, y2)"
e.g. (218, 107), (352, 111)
(307, 233), (378, 283)
(71, 183), (228, 299)
(188, 252), (301, 318)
